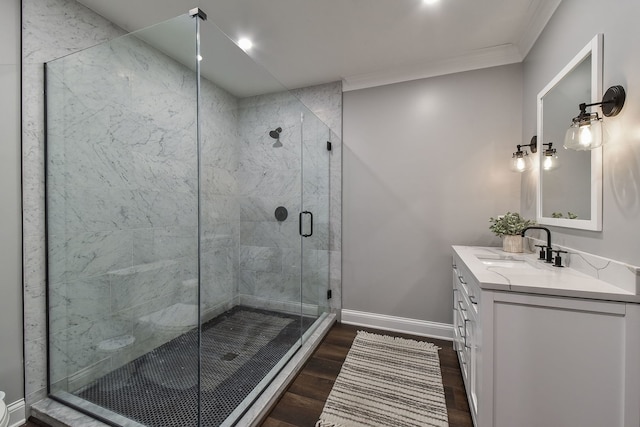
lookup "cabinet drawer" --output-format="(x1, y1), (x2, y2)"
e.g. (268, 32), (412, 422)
(454, 261), (480, 313)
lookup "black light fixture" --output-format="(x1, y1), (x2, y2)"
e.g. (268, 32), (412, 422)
(564, 85), (626, 150)
(542, 142), (559, 171)
(511, 136), (537, 172)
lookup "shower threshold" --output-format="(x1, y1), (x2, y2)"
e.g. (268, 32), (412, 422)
(43, 306), (334, 427)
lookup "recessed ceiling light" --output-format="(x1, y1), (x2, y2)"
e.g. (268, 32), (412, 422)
(423, 0), (439, 4)
(238, 38), (253, 51)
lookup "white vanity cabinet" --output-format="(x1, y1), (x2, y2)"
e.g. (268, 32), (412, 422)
(452, 259), (481, 425)
(452, 247), (640, 427)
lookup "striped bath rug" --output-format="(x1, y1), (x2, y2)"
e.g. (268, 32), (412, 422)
(316, 331), (449, 427)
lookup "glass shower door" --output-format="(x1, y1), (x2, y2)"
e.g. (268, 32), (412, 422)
(301, 109), (332, 323)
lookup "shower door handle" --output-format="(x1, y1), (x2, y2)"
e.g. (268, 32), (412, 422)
(299, 211), (313, 237)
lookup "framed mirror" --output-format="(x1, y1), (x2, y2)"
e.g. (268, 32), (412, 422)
(536, 34), (603, 231)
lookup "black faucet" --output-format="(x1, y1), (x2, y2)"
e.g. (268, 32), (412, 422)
(521, 226), (553, 263)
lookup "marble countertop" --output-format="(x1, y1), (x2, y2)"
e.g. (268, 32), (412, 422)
(452, 246), (640, 303)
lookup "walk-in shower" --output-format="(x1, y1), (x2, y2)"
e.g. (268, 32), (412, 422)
(45, 9), (337, 426)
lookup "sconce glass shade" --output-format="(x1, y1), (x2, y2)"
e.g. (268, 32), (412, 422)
(510, 151), (532, 172)
(542, 152), (559, 171)
(564, 117), (603, 151)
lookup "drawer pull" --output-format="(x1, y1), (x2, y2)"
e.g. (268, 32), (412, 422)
(457, 275), (467, 285)
(469, 295), (478, 304)
(457, 301), (466, 311)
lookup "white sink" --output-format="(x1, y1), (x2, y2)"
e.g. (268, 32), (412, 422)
(476, 255), (539, 270)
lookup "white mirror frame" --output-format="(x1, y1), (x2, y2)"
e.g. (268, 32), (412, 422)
(536, 34), (603, 231)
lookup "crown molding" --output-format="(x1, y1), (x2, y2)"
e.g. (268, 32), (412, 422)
(516, 0), (563, 58)
(342, 43), (523, 92)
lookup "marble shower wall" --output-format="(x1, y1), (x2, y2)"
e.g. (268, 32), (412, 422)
(44, 21), (243, 390)
(199, 71), (242, 319)
(22, 0), (126, 406)
(23, 0), (342, 408)
(237, 83), (342, 314)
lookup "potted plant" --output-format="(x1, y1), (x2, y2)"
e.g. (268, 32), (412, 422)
(489, 212), (536, 253)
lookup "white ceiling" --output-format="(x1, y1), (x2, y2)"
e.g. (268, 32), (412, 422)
(76, 0), (561, 95)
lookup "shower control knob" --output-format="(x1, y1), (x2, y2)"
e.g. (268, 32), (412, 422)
(275, 206), (288, 222)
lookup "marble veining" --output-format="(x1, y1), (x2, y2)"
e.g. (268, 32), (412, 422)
(455, 245), (639, 302)
(525, 237), (640, 295)
(23, 0), (342, 412)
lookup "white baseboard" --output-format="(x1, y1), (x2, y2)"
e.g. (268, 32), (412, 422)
(341, 309), (453, 341)
(8, 398), (26, 427)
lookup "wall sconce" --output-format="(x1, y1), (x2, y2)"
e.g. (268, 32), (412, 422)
(510, 136), (537, 172)
(542, 142), (559, 171)
(564, 85), (626, 151)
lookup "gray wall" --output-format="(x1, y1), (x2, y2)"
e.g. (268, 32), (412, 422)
(343, 64), (522, 324)
(521, 0), (640, 266)
(0, 0), (24, 405)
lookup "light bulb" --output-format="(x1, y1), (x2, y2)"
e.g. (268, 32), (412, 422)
(579, 125), (593, 146)
(543, 156), (553, 170)
(238, 38), (253, 51)
(516, 156), (526, 171)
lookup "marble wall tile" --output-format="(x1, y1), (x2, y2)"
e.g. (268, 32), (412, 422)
(252, 272), (301, 302)
(281, 247), (315, 276)
(22, 0), (125, 64)
(200, 274), (235, 308)
(132, 226), (197, 265)
(291, 82), (343, 137)
(24, 279), (47, 343)
(235, 82), (342, 313)
(201, 195), (240, 226)
(24, 338), (47, 398)
(64, 276), (111, 327)
(238, 169), (301, 198)
(239, 195), (300, 222)
(109, 258), (194, 312)
(238, 270), (257, 295)
(23, 0), (342, 409)
(48, 230), (133, 284)
(239, 246), (283, 273)
(200, 162), (238, 196)
(50, 316), (129, 378)
(49, 188), (197, 234)
(240, 221), (299, 248)
(200, 223), (239, 252)
(24, 234), (46, 289)
(22, 64), (46, 240)
(201, 246), (236, 276)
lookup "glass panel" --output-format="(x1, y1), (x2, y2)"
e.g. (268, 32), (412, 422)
(46, 14), (200, 426)
(46, 10), (335, 427)
(301, 112), (332, 320)
(196, 19), (310, 426)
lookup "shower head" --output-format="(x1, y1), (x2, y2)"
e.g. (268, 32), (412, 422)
(269, 127), (282, 139)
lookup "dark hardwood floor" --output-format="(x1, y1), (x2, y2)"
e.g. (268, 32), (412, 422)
(21, 323), (473, 427)
(260, 322), (473, 427)
(21, 420), (49, 427)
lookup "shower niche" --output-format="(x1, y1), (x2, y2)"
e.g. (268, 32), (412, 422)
(45, 10), (337, 427)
